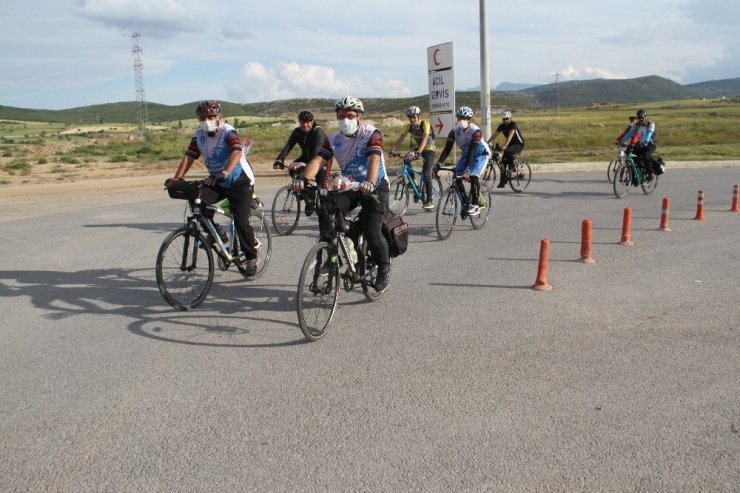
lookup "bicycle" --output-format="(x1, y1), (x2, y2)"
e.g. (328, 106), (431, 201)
(271, 162), (321, 235)
(482, 143), (531, 192)
(387, 150), (442, 215)
(606, 145), (627, 183)
(434, 166), (492, 240)
(612, 147), (659, 198)
(296, 182), (389, 341)
(156, 180), (272, 310)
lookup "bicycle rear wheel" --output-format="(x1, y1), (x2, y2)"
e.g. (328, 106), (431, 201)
(613, 163), (632, 198)
(508, 157), (531, 192)
(297, 242), (340, 341)
(641, 173), (659, 195)
(233, 210), (273, 279)
(435, 188), (458, 240)
(426, 176), (443, 207)
(358, 234), (388, 302)
(271, 185), (301, 235)
(156, 227), (214, 310)
(388, 177), (410, 215)
(470, 181), (493, 229)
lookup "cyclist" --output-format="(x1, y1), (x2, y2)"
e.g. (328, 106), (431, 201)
(273, 110), (328, 172)
(293, 95), (391, 292)
(487, 110), (525, 188)
(390, 105), (436, 211)
(436, 106), (491, 216)
(169, 100), (258, 276)
(614, 115), (637, 145)
(621, 108), (657, 177)
(273, 110), (331, 238)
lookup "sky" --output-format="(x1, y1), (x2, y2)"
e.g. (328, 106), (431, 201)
(1, 0), (739, 110)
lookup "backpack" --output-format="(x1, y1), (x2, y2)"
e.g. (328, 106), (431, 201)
(651, 155), (666, 175)
(424, 120), (435, 141)
(381, 210), (409, 257)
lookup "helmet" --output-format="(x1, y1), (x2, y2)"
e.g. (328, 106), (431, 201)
(335, 95), (364, 113)
(636, 108), (647, 118)
(501, 111), (512, 119)
(456, 106), (474, 119)
(405, 105), (421, 117)
(195, 100), (222, 119)
(298, 110), (314, 122)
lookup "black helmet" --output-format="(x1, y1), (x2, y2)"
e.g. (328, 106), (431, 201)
(298, 110), (314, 122)
(636, 109), (647, 118)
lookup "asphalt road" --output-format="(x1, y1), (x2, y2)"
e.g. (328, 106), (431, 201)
(1, 168), (739, 491)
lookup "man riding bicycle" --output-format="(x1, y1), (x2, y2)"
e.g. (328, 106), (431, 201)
(292, 95), (391, 292)
(390, 105), (436, 211)
(487, 110), (525, 188)
(274, 110), (331, 238)
(169, 100), (258, 276)
(436, 106), (490, 216)
(620, 108), (657, 177)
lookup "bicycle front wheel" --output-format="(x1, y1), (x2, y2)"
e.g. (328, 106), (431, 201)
(509, 157), (531, 192)
(435, 188), (458, 240)
(388, 177), (410, 216)
(271, 185), (301, 235)
(613, 164), (632, 198)
(482, 161), (497, 188)
(470, 181), (493, 229)
(297, 242), (340, 342)
(156, 227), (214, 310)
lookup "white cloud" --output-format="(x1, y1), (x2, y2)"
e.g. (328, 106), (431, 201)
(227, 62), (410, 104)
(557, 65), (627, 81)
(74, 0), (199, 38)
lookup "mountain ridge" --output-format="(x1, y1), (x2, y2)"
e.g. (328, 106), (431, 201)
(1, 75), (738, 124)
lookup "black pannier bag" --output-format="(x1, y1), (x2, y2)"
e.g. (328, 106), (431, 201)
(167, 180), (200, 200)
(651, 155), (666, 175)
(382, 210), (409, 257)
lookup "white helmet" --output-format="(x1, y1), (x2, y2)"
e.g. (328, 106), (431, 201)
(335, 95), (364, 113)
(456, 106), (474, 118)
(501, 111), (512, 119)
(405, 105), (421, 117)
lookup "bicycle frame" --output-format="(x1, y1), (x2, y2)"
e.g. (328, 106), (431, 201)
(625, 151), (644, 186)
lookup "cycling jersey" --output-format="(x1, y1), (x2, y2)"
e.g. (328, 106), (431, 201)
(439, 123), (491, 176)
(495, 120), (525, 145)
(318, 123), (389, 190)
(275, 122), (328, 164)
(406, 120), (435, 151)
(186, 123), (254, 188)
(622, 120), (657, 146)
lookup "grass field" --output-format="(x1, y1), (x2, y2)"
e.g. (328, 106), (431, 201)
(1, 98), (738, 185)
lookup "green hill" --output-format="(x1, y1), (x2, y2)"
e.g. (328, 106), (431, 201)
(1, 75), (736, 124)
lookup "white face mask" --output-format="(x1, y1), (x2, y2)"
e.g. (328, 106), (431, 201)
(338, 118), (359, 136)
(200, 119), (218, 133)
(455, 120), (470, 131)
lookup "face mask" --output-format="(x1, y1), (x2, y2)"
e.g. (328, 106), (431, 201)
(338, 118), (359, 136)
(455, 120), (470, 131)
(200, 119), (218, 133)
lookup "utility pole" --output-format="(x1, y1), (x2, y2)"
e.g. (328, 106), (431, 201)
(554, 72), (560, 117)
(131, 33), (149, 136)
(479, 0), (491, 138)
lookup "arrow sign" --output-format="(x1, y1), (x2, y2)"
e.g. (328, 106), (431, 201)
(434, 117), (444, 136)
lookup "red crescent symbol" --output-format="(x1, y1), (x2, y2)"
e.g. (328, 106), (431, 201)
(433, 48), (440, 66)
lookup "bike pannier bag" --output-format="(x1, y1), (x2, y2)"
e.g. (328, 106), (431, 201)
(651, 155), (666, 175)
(382, 210), (409, 257)
(167, 180), (200, 200)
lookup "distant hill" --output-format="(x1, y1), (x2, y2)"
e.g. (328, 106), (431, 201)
(1, 76), (737, 124)
(494, 82), (540, 91)
(685, 77), (740, 98)
(520, 75), (703, 107)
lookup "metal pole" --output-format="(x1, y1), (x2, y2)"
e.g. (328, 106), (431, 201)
(479, 0), (491, 138)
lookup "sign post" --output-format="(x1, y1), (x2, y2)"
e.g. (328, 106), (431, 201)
(427, 42), (455, 144)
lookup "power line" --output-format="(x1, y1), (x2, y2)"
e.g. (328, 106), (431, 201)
(131, 33), (148, 135)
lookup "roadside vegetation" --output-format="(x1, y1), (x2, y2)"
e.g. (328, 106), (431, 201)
(0, 98), (738, 186)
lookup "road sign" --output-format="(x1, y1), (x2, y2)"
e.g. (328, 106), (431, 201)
(428, 42), (455, 142)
